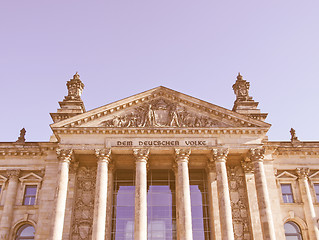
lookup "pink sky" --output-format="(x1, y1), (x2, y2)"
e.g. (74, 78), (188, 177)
(1, 1), (319, 141)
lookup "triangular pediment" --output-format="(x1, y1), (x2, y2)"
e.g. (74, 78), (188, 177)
(51, 86), (270, 130)
(276, 171), (298, 180)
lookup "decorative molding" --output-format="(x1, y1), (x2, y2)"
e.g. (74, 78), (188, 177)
(95, 148), (112, 163)
(53, 127), (268, 136)
(241, 160), (254, 174)
(56, 149), (73, 162)
(211, 148), (229, 163)
(133, 149), (150, 163)
(175, 149), (191, 162)
(6, 169), (21, 179)
(276, 171), (298, 180)
(296, 168), (310, 179)
(248, 148), (265, 162)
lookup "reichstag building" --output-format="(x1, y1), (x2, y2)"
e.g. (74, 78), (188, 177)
(0, 73), (318, 240)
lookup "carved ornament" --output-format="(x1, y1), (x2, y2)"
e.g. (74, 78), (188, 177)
(211, 148), (229, 163)
(296, 168), (310, 179)
(248, 148), (265, 162)
(175, 149), (191, 162)
(56, 149), (73, 162)
(6, 169), (21, 179)
(241, 160), (254, 173)
(133, 149), (149, 162)
(99, 98), (230, 128)
(95, 148), (111, 163)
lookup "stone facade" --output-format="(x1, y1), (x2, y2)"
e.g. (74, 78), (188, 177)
(0, 73), (318, 239)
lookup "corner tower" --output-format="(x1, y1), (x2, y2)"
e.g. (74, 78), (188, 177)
(232, 73), (268, 121)
(50, 72), (86, 123)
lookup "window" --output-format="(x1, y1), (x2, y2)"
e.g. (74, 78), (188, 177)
(190, 170), (211, 240)
(147, 170), (176, 240)
(281, 184), (294, 203)
(284, 221), (302, 240)
(314, 183), (319, 202)
(23, 185), (37, 205)
(111, 170), (135, 240)
(16, 224), (35, 240)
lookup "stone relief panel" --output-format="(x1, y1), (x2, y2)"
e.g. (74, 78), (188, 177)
(99, 98), (231, 128)
(71, 166), (97, 240)
(228, 166), (251, 240)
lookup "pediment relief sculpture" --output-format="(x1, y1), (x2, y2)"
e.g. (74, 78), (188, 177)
(98, 98), (232, 128)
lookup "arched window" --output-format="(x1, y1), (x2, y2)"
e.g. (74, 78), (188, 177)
(16, 224), (35, 240)
(284, 221), (302, 240)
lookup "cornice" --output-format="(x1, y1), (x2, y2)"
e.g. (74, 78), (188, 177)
(52, 127), (268, 136)
(0, 143), (57, 157)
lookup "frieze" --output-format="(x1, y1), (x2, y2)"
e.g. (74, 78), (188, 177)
(99, 98), (231, 128)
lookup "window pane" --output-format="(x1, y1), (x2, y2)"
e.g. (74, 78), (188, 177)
(23, 186), (37, 206)
(147, 170), (176, 240)
(112, 170), (135, 240)
(281, 184), (294, 203)
(190, 170), (211, 240)
(284, 222), (302, 240)
(16, 224), (35, 240)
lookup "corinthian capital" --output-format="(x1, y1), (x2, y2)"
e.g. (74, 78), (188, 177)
(296, 168), (310, 179)
(133, 149), (149, 163)
(175, 149), (191, 163)
(95, 148), (112, 163)
(241, 160), (254, 173)
(56, 149), (73, 163)
(6, 169), (21, 179)
(248, 148), (265, 162)
(211, 148), (229, 163)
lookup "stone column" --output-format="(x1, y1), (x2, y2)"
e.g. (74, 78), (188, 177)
(212, 148), (234, 240)
(92, 149), (111, 240)
(296, 168), (319, 239)
(105, 163), (115, 240)
(241, 160), (263, 240)
(52, 149), (73, 240)
(0, 169), (20, 239)
(133, 148), (149, 240)
(249, 148), (276, 240)
(175, 149), (193, 240)
(206, 162), (221, 240)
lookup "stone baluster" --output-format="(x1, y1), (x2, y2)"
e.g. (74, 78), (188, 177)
(296, 168), (319, 239)
(0, 169), (20, 239)
(241, 160), (263, 240)
(52, 149), (73, 240)
(133, 148), (149, 240)
(212, 148), (234, 240)
(175, 149), (193, 240)
(249, 148), (276, 240)
(92, 149), (112, 240)
(206, 162), (222, 240)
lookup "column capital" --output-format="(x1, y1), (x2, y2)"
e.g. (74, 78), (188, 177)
(133, 148), (149, 163)
(56, 148), (73, 163)
(241, 160), (254, 174)
(6, 169), (21, 179)
(248, 148), (265, 162)
(211, 148), (229, 163)
(175, 148), (191, 163)
(95, 148), (112, 163)
(296, 168), (310, 180)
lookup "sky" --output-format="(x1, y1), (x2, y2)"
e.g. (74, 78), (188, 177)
(1, 1), (319, 142)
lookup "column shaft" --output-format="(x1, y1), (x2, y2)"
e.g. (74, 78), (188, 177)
(212, 148), (234, 240)
(92, 149), (111, 240)
(52, 149), (72, 240)
(133, 149), (149, 240)
(0, 170), (20, 239)
(297, 168), (319, 239)
(105, 164), (114, 240)
(249, 148), (276, 240)
(175, 149), (193, 240)
(207, 164), (221, 240)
